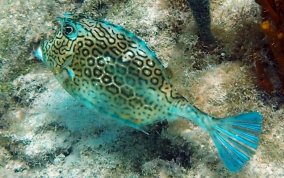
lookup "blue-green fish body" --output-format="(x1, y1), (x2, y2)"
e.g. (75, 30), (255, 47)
(35, 13), (263, 172)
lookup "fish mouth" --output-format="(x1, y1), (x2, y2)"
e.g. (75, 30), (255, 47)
(34, 46), (43, 62)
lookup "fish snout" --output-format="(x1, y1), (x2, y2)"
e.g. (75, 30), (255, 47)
(34, 46), (43, 62)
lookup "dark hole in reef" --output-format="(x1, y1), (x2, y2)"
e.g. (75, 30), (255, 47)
(12, 94), (22, 104)
(108, 121), (192, 174)
(158, 139), (191, 167)
(147, 121), (192, 168)
(62, 146), (73, 157)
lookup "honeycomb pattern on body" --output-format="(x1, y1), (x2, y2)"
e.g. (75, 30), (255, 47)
(42, 15), (187, 125)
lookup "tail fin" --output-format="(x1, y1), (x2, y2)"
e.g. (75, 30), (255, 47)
(210, 112), (263, 172)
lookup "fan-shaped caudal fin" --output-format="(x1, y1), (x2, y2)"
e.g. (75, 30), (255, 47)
(209, 112), (263, 172)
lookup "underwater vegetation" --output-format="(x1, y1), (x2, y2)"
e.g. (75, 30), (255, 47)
(255, 0), (284, 94)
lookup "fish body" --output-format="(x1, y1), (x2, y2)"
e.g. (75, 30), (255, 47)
(35, 13), (263, 172)
(37, 13), (188, 126)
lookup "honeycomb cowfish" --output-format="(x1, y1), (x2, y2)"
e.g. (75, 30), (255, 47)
(34, 13), (263, 172)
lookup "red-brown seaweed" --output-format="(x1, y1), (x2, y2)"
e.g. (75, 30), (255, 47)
(255, 0), (284, 93)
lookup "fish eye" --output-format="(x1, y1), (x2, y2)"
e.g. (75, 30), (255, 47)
(63, 25), (74, 35)
(62, 23), (78, 40)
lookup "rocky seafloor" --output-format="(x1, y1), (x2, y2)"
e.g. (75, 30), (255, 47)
(0, 0), (283, 177)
